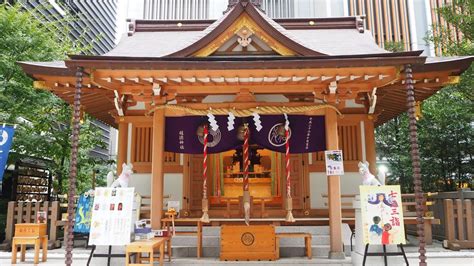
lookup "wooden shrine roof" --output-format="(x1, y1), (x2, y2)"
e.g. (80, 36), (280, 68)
(17, 1), (473, 128)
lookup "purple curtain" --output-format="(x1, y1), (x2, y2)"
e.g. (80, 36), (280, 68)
(165, 115), (326, 154)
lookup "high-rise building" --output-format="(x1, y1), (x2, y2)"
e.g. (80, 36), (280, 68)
(118, 0), (463, 57)
(13, 0), (119, 55)
(3, 0), (119, 160)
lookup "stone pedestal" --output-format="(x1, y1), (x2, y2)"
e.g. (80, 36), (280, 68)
(351, 195), (405, 265)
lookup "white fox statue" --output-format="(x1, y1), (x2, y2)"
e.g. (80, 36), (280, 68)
(107, 163), (133, 188)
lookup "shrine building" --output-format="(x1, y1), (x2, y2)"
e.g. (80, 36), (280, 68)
(19, 0), (472, 259)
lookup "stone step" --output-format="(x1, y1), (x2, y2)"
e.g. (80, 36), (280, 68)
(174, 225), (336, 236)
(170, 245), (352, 258)
(171, 234), (333, 246)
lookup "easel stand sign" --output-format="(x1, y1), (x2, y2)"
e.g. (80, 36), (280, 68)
(360, 185), (408, 266)
(87, 187), (135, 266)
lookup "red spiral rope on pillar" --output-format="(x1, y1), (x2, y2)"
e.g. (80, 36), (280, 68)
(243, 125), (250, 191)
(202, 125), (208, 199)
(285, 128), (291, 199)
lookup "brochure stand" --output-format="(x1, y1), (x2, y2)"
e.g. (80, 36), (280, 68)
(87, 245), (125, 266)
(362, 244), (409, 266)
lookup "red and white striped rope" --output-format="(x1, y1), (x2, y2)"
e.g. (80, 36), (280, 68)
(243, 125), (250, 191)
(285, 128), (291, 199)
(203, 125), (208, 199)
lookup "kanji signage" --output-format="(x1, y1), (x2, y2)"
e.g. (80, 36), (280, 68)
(360, 185), (406, 245)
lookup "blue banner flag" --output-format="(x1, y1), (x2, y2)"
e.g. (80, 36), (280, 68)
(0, 125), (15, 182)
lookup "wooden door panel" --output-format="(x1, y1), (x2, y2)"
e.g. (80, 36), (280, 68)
(282, 154), (305, 210)
(190, 155), (204, 211)
(290, 155), (304, 209)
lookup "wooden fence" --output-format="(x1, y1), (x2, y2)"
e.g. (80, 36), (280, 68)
(429, 189), (474, 241)
(443, 198), (474, 250)
(1, 201), (62, 250)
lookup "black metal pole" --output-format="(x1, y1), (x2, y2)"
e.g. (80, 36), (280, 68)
(65, 66), (83, 266)
(405, 64), (427, 266)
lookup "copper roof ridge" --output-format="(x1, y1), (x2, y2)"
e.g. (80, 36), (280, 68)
(68, 50), (424, 61)
(165, 3), (327, 57)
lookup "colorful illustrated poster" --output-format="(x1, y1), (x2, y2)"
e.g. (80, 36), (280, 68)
(360, 185), (406, 245)
(74, 194), (93, 234)
(325, 150), (344, 176)
(89, 187), (135, 246)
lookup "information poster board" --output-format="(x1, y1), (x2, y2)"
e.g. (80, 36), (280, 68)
(74, 194), (93, 234)
(89, 187), (135, 246)
(325, 150), (344, 176)
(360, 185), (406, 245)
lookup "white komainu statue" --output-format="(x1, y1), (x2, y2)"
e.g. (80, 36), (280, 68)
(358, 161), (385, 186)
(107, 163), (133, 188)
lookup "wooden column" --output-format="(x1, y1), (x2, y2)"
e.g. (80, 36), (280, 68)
(151, 108), (166, 229)
(364, 117), (377, 174)
(325, 108), (345, 259)
(116, 120), (129, 174)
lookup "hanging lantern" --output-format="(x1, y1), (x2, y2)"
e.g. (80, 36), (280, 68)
(415, 101), (423, 120)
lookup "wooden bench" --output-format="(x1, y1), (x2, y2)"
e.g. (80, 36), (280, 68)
(275, 233), (312, 259)
(161, 218), (204, 258)
(12, 236), (48, 264)
(125, 237), (171, 266)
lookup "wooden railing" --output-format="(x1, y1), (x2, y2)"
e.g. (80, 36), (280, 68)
(443, 199), (474, 250)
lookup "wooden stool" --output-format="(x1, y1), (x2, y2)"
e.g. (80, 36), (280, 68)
(125, 237), (170, 266)
(275, 233), (312, 259)
(11, 236), (48, 264)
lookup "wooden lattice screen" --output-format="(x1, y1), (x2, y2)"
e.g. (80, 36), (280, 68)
(311, 121), (363, 172)
(131, 123), (180, 173)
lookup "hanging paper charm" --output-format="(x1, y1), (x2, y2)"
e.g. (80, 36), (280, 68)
(207, 113), (219, 131)
(227, 112), (235, 131)
(252, 112), (262, 132)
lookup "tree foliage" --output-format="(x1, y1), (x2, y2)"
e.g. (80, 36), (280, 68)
(377, 0), (473, 192)
(0, 4), (109, 194)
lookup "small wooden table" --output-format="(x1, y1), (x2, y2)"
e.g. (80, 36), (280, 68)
(161, 218), (204, 258)
(125, 237), (171, 266)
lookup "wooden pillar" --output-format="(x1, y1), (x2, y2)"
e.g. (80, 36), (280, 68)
(364, 117), (377, 174)
(151, 108), (166, 229)
(117, 120), (129, 173)
(325, 108), (345, 259)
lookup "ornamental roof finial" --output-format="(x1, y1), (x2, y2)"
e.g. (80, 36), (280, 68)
(225, 0), (263, 13)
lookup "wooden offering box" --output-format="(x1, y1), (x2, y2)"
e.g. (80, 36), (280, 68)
(15, 223), (47, 237)
(220, 225), (276, 261)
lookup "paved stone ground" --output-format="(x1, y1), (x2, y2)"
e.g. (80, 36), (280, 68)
(0, 236), (473, 266)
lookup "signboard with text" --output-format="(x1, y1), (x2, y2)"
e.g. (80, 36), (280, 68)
(324, 150), (344, 176)
(89, 187), (135, 246)
(360, 185), (406, 245)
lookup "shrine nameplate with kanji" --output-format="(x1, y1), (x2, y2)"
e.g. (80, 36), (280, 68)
(220, 225), (276, 261)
